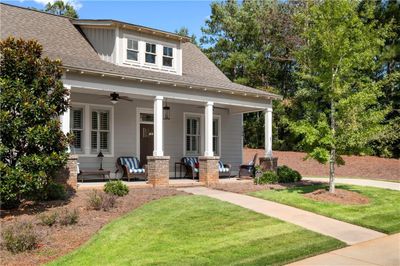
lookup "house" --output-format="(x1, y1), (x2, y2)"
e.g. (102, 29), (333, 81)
(0, 3), (280, 187)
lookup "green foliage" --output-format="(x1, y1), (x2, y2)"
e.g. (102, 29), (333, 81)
(44, 182), (67, 201)
(255, 171), (279, 184)
(277, 165), (302, 183)
(59, 209), (79, 226)
(0, 37), (70, 208)
(38, 212), (59, 226)
(1, 221), (38, 253)
(104, 180), (129, 197)
(87, 190), (117, 211)
(175, 27), (198, 46)
(44, 0), (79, 18)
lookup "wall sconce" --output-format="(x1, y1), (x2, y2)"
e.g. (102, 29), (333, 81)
(97, 151), (104, 170)
(163, 100), (170, 120)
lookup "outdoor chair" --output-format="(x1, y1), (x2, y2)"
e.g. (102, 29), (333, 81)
(218, 160), (232, 178)
(116, 156), (147, 181)
(182, 157), (199, 180)
(238, 153), (258, 178)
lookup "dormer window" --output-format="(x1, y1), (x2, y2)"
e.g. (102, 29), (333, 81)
(163, 46), (173, 67)
(126, 39), (138, 61)
(145, 43), (156, 64)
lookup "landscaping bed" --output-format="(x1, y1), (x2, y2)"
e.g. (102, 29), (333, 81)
(249, 184), (400, 234)
(49, 195), (344, 266)
(0, 188), (186, 266)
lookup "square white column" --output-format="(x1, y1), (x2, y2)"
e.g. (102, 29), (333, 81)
(204, 101), (214, 157)
(153, 96), (164, 156)
(264, 107), (273, 158)
(60, 85), (71, 152)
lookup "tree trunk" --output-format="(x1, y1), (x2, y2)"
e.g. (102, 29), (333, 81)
(329, 100), (336, 193)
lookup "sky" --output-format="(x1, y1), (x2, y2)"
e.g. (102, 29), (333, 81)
(3, 0), (215, 40)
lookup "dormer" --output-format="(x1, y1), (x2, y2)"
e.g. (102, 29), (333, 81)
(73, 20), (190, 75)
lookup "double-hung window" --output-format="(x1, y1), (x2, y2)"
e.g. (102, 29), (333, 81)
(186, 117), (200, 155)
(145, 43), (156, 64)
(126, 39), (139, 61)
(213, 118), (220, 155)
(91, 110), (110, 153)
(163, 46), (173, 67)
(70, 108), (84, 152)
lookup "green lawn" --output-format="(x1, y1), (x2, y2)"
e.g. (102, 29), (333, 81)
(250, 185), (400, 234)
(50, 195), (344, 266)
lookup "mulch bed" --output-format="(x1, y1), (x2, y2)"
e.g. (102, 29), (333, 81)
(244, 148), (400, 182)
(304, 188), (370, 205)
(0, 188), (187, 266)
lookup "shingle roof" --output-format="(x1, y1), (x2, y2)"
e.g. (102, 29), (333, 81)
(0, 3), (281, 99)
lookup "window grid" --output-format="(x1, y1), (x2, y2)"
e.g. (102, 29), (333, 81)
(91, 110), (110, 153)
(186, 117), (200, 155)
(70, 108), (83, 152)
(213, 118), (219, 155)
(145, 43), (157, 64)
(126, 39), (139, 61)
(163, 46), (173, 67)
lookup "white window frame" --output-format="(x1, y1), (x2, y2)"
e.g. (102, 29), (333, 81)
(184, 115), (201, 156)
(90, 108), (111, 154)
(126, 38), (139, 63)
(183, 112), (221, 156)
(70, 102), (114, 157)
(162, 46), (173, 68)
(70, 106), (84, 154)
(213, 117), (221, 156)
(145, 42), (157, 65)
(135, 107), (154, 160)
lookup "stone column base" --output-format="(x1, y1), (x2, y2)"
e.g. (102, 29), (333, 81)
(199, 156), (220, 186)
(147, 156), (170, 187)
(56, 154), (78, 191)
(259, 157), (278, 172)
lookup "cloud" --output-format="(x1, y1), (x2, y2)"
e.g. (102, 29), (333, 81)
(27, 0), (82, 10)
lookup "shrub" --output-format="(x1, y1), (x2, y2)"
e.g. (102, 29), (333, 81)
(277, 165), (302, 183)
(59, 209), (79, 226)
(1, 221), (38, 253)
(87, 190), (117, 211)
(38, 212), (58, 226)
(101, 193), (117, 211)
(87, 190), (103, 210)
(255, 171), (279, 184)
(104, 180), (129, 197)
(44, 182), (67, 201)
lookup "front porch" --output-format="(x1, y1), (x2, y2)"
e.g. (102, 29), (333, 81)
(60, 71), (276, 188)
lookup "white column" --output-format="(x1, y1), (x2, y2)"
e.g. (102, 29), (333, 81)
(264, 107), (273, 158)
(204, 101), (214, 157)
(153, 96), (164, 156)
(60, 85), (71, 152)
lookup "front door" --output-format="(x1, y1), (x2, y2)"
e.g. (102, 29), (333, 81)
(140, 123), (154, 164)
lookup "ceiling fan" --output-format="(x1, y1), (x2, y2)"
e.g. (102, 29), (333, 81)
(108, 92), (133, 104)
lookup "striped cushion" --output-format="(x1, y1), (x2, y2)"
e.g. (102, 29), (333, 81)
(130, 168), (145, 174)
(218, 161), (230, 173)
(183, 157), (199, 167)
(120, 157), (141, 172)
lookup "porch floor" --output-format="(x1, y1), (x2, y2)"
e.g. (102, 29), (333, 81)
(77, 177), (252, 190)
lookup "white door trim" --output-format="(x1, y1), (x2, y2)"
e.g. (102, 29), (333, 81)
(136, 107), (154, 160)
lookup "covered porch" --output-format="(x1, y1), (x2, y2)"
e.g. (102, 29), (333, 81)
(60, 71), (276, 187)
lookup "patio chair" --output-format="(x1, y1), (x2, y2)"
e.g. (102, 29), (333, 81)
(116, 156), (147, 181)
(182, 157), (199, 180)
(238, 153), (258, 178)
(218, 160), (232, 178)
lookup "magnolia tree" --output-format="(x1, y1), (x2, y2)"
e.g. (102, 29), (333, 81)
(292, 0), (390, 193)
(0, 37), (70, 208)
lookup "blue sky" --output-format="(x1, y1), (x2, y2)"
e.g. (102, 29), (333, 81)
(3, 1), (215, 40)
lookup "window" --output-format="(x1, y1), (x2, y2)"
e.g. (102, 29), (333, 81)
(140, 113), (154, 123)
(70, 108), (83, 152)
(186, 117), (200, 155)
(163, 46), (173, 67)
(213, 118), (220, 155)
(145, 43), (156, 64)
(126, 39), (139, 61)
(91, 110), (110, 153)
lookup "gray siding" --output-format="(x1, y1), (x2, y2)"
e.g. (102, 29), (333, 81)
(70, 92), (242, 178)
(81, 27), (116, 63)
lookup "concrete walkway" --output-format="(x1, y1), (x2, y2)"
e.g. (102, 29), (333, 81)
(304, 177), (400, 191)
(179, 187), (386, 245)
(288, 233), (400, 266)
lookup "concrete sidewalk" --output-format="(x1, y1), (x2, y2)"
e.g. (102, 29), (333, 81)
(288, 233), (400, 266)
(179, 187), (386, 245)
(304, 177), (400, 191)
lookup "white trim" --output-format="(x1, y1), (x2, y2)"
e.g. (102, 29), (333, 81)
(204, 102), (214, 157)
(264, 108), (273, 158)
(136, 107), (154, 160)
(70, 102), (114, 157)
(153, 96), (164, 156)
(183, 112), (221, 157)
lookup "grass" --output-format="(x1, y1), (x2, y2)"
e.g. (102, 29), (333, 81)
(50, 195), (344, 266)
(305, 176), (400, 183)
(250, 184), (400, 234)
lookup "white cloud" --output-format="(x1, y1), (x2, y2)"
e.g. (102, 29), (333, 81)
(27, 0), (82, 10)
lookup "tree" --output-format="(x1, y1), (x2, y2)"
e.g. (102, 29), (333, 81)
(44, 0), (78, 18)
(0, 37), (70, 208)
(175, 27), (198, 46)
(291, 0), (390, 193)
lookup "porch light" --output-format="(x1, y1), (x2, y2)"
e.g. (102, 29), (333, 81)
(163, 100), (170, 120)
(110, 92), (119, 104)
(97, 151), (104, 170)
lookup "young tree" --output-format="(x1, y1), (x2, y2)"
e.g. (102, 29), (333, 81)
(0, 37), (70, 208)
(44, 0), (79, 18)
(292, 0), (390, 192)
(175, 27), (198, 46)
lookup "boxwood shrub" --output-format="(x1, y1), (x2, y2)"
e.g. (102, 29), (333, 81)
(255, 171), (279, 184)
(104, 180), (129, 197)
(277, 165), (302, 183)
